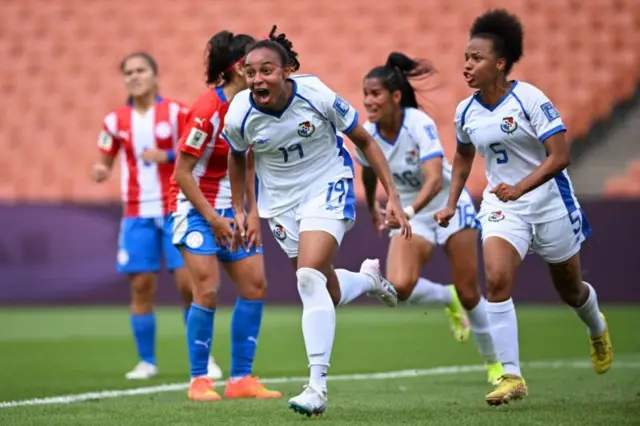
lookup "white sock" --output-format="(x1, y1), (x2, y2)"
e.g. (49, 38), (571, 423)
(486, 298), (521, 377)
(336, 269), (374, 306)
(467, 298), (499, 364)
(405, 278), (453, 306)
(573, 282), (606, 337)
(297, 267), (335, 390)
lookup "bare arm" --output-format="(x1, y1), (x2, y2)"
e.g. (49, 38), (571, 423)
(228, 151), (248, 214)
(245, 150), (258, 215)
(446, 144), (476, 210)
(172, 152), (217, 221)
(411, 157), (443, 214)
(514, 133), (569, 195)
(361, 166), (378, 212)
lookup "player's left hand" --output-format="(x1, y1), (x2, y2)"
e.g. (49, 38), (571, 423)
(141, 148), (168, 163)
(490, 182), (524, 202)
(244, 211), (262, 251)
(384, 196), (412, 240)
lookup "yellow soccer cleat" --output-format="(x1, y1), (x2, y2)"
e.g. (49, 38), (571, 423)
(486, 374), (527, 406)
(485, 362), (505, 386)
(590, 313), (613, 374)
(444, 285), (470, 343)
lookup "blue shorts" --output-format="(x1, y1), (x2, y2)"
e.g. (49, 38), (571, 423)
(171, 208), (263, 263)
(117, 215), (184, 274)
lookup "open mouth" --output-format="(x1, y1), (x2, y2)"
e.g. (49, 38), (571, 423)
(253, 88), (270, 102)
(463, 72), (475, 83)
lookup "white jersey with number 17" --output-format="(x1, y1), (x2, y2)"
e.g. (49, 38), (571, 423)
(455, 80), (580, 224)
(221, 75), (358, 219)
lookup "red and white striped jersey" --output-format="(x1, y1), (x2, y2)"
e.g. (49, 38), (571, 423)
(169, 87), (232, 214)
(97, 97), (188, 217)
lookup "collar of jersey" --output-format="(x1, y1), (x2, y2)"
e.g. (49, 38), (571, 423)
(375, 108), (406, 145)
(126, 94), (163, 107)
(472, 80), (518, 112)
(215, 86), (227, 103)
(249, 79), (298, 119)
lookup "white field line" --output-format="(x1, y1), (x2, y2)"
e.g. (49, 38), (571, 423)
(1, 359), (638, 409)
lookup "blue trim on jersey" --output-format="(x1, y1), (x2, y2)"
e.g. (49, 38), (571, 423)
(510, 91), (531, 121)
(343, 111), (359, 135)
(459, 97), (475, 128)
(249, 79), (298, 118)
(215, 86), (227, 103)
(375, 109), (406, 145)
(553, 172), (592, 239)
(239, 107), (254, 139)
(127, 95), (163, 107)
(539, 125), (567, 143)
(221, 132), (247, 155)
(343, 179), (356, 220)
(336, 134), (355, 172)
(420, 151), (444, 163)
(473, 80), (519, 112)
(254, 175), (260, 203)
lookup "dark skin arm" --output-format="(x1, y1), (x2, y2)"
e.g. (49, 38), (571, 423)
(361, 165), (383, 235)
(410, 157), (443, 214)
(434, 143), (475, 227)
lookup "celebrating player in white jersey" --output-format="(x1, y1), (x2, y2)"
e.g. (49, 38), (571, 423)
(434, 9), (613, 406)
(222, 26), (409, 417)
(92, 52), (222, 381)
(357, 51), (503, 387)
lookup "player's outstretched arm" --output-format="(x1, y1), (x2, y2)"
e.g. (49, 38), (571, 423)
(446, 143), (475, 210)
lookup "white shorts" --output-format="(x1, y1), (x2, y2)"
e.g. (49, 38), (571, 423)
(389, 193), (479, 246)
(478, 206), (591, 263)
(267, 178), (356, 258)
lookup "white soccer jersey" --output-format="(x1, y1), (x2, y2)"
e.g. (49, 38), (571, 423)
(455, 81), (579, 223)
(222, 75), (357, 218)
(355, 108), (452, 222)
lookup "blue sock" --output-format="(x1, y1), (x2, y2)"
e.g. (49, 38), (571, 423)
(130, 312), (156, 365)
(230, 297), (264, 378)
(182, 307), (190, 325)
(187, 303), (215, 378)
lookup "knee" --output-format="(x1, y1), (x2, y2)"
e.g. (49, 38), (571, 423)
(454, 280), (481, 310)
(239, 276), (267, 301)
(387, 273), (417, 302)
(189, 272), (218, 307)
(296, 267), (329, 302)
(131, 274), (155, 300)
(484, 264), (513, 302)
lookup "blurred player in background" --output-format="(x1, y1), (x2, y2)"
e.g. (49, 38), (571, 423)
(92, 52), (222, 381)
(358, 51), (503, 386)
(224, 26), (409, 417)
(171, 30), (282, 402)
(435, 9), (613, 406)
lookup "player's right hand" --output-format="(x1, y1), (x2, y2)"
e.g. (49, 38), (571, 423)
(208, 213), (235, 249)
(434, 206), (456, 228)
(91, 163), (110, 183)
(232, 209), (247, 251)
(384, 196), (412, 240)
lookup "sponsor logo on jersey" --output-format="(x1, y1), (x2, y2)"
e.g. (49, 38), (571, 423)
(488, 211), (505, 222)
(273, 224), (286, 241)
(500, 117), (518, 134)
(297, 121), (316, 138)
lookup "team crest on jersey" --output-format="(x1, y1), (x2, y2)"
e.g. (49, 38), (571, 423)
(500, 117), (518, 134)
(273, 224), (286, 241)
(488, 211), (505, 222)
(297, 121), (315, 138)
(405, 149), (418, 165)
(155, 121), (172, 139)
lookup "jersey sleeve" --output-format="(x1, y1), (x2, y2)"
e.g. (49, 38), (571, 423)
(454, 99), (473, 146)
(523, 84), (567, 142)
(414, 115), (445, 163)
(97, 112), (119, 156)
(354, 124), (374, 167)
(178, 100), (219, 158)
(220, 100), (251, 154)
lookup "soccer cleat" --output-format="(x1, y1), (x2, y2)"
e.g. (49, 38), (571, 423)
(486, 374), (528, 406)
(360, 258), (398, 307)
(444, 285), (470, 343)
(124, 361), (158, 380)
(485, 362), (505, 386)
(188, 377), (221, 401)
(224, 376), (283, 399)
(590, 313), (613, 374)
(207, 356), (224, 380)
(289, 384), (328, 417)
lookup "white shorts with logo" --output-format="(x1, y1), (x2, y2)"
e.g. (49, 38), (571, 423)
(389, 191), (479, 246)
(478, 204), (591, 264)
(267, 178), (356, 258)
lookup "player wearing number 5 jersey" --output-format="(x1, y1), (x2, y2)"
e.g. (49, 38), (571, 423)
(434, 9), (613, 406)
(357, 51), (503, 388)
(223, 26), (409, 417)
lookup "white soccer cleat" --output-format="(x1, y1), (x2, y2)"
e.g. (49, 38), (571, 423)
(125, 361), (158, 380)
(360, 258), (398, 307)
(207, 356), (223, 380)
(288, 384), (328, 417)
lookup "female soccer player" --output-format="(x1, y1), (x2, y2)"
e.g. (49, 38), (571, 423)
(434, 9), (613, 406)
(358, 52), (503, 386)
(171, 30), (282, 402)
(92, 52), (222, 381)
(223, 26), (408, 416)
